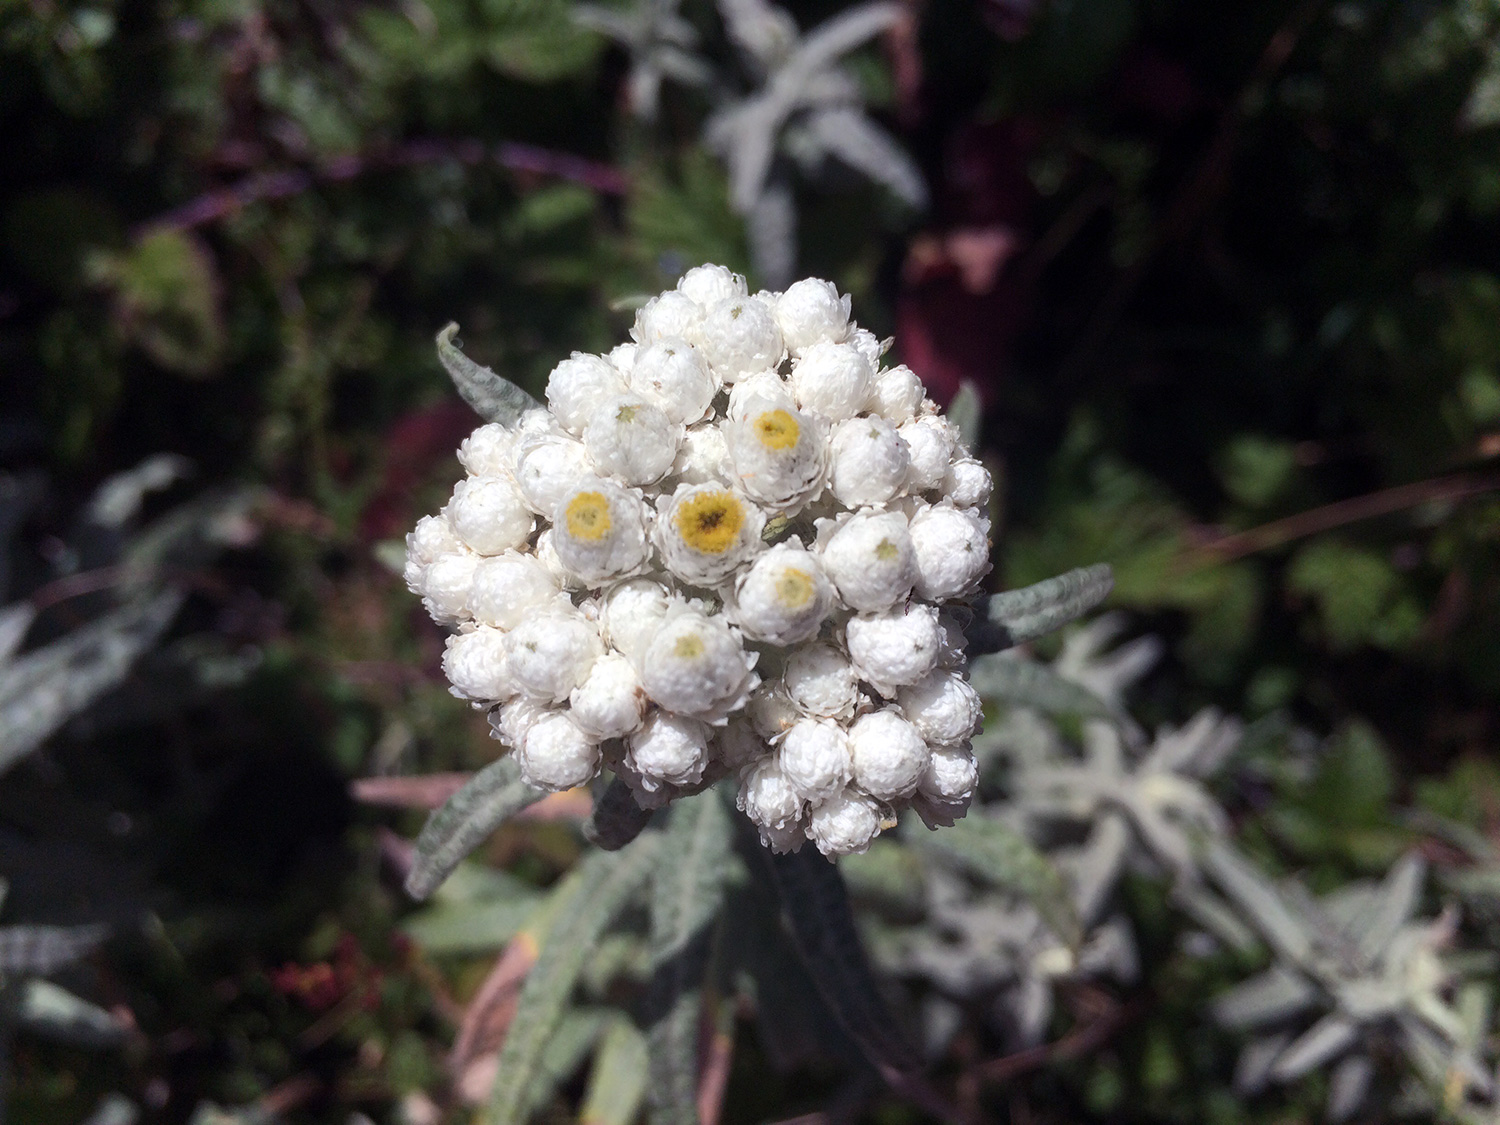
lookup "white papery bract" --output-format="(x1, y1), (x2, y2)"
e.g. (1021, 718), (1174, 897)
(406, 267), (994, 853)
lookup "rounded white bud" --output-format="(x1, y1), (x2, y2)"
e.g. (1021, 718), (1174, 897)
(657, 483), (765, 588)
(725, 399), (829, 511)
(607, 341), (638, 375)
(789, 340), (873, 422)
(943, 458), (992, 509)
(626, 710), (711, 790)
(583, 395), (681, 487)
(550, 477), (650, 582)
(639, 610), (758, 723)
(848, 710), (928, 801)
(458, 424), (518, 478)
(469, 552), (561, 630)
(818, 510), (917, 612)
(716, 718), (770, 771)
(898, 670), (982, 746)
(774, 278), (851, 356)
(505, 605), (603, 704)
(848, 326), (887, 371)
(672, 424), (733, 485)
(599, 578), (673, 664)
(533, 529), (575, 589)
(407, 512), (463, 567)
(628, 338), (716, 425)
(919, 743), (978, 803)
(420, 551), (480, 624)
(569, 652), (648, 740)
(517, 711), (600, 791)
(807, 787), (883, 856)
(730, 543), (834, 645)
(899, 417), (953, 494)
(870, 366), (926, 424)
(846, 602), (942, 697)
(725, 370), (790, 420)
(547, 352), (629, 435)
(779, 718), (853, 803)
(677, 263), (748, 309)
(633, 290), (704, 345)
(747, 687), (800, 741)
(443, 627), (517, 704)
(908, 504), (991, 601)
(698, 295), (784, 381)
(757, 819), (808, 854)
(490, 697), (549, 750)
(782, 643), (860, 720)
(515, 434), (593, 517)
(737, 756), (804, 831)
(448, 474), (534, 556)
(829, 415), (910, 507)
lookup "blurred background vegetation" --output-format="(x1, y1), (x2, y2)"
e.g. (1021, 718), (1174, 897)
(3, 0), (1500, 1121)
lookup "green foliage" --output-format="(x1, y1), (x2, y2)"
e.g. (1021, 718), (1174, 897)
(406, 756), (548, 899)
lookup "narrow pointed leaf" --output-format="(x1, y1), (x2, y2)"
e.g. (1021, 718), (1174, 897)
(584, 778), (655, 851)
(522, 1008), (609, 1117)
(789, 2), (900, 79)
(0, 922), (109, 975)
(1268, 1014), (1359, 1081)
(966, 654), (1115, 721)
(1326, 1052), (1374, 1123)
(10, 980), (125, 1047)
(944, 382), (981, 452)
(1203, 841), (1313, 967)
(437, 323), (540, 426)
(1212, 966), (1319, 1030)
(486, 839), (660, 1125)
(971, 566), (1114, 654)
(805, 109), (927, 209)
(1356, 852), (1425, 964)
(581, 1016), (650, 1125)
(405, 756), (547, 900)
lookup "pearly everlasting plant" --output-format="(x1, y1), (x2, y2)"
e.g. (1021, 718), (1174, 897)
(407, 266), (998, 857)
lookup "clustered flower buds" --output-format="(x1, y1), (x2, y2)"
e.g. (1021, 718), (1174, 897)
(406, 266), (993, 856)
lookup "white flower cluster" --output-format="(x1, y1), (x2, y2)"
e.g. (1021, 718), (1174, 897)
(405, 266), (994, 856)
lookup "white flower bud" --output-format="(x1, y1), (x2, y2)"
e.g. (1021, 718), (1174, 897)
(657, 483), (765, 587)
(677, 263), (748, 309)
(818, 510), (916, 612)
(698, 295), (784, 381)
(849, 326), (887, 371)
(569, 652), (648, 740)
(757, 819), (808, 854)
(908, 504), (991, 601)
(547, 352), (629, 435)
(898, 670), (982, 746)
(747, 687), (800, 740)
(779, 718), (853, 803)
(533, 529), (574, 589)
(730, 543), (834, 645)
(634, 290), (704, 345)
(443, 627), (517, 704)
(607, 341), (638, 375)
(716, 718), (769, 771)
(599, 578), (672, 664)
(515, 434), (593, 516)
(505, 605), (603, 703)
(774, 278), (851, 355)
(846, 602), (941, 697)
(407, 512), (463, 567)
(870, 365), (926, 424)
(458, 424), (518, 478)
(913, 744), (978, 828)
(639, 610), (758, 723)
(517, 711), (600, 791)
(469, 552), (561, 630)
(789, 341), (873, 422)
(943, 458), (992, 509)
(737, 756), (804, 831)
(848, 710), (928, 801)
(724, 399), (828, 511)
(935, 609), (969, 671)
(899, 416), (953, 494)
(626, 710), (711, 789)
(829, 415), (910, 507)
(807, 787), (883, 856)
(725, 370), (790, 420)
(672, 424), (733, 485)
(448, 474), (534, 556)
(628, 337), (716, 425)
(420, 551), (480, 624)
(583, 395), (681, 486)
(490, 697), (549, 750)
(550, 477), (650, 582)
(782, 643), (860, 720)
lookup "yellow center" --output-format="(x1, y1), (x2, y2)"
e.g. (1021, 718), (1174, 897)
(754, 409), (800, 451)
(874, 538), (899, 561)
(673, 634), (705, 660)
(676, 491), (745, 555)
(773, 567), (815, 609)
(615, 403), (639, 423)
(564, 492), (613, 541)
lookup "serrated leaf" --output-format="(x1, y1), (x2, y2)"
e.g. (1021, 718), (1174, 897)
(916, 815), (1081, 949)
(486, 838), (659, 1125)
(0, 921), (109, 975)
(580, 1016), (649, 1125)
(405, 756), (547, 900)
(437, 323), (541, 426)
(584, 778), (655, 851)
(8, 979), (124, 1046)
(973, 565), (1115, 654)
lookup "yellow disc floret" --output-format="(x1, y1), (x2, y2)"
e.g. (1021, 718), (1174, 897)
(565, 491), (614, 541)
(753, 409), (801, 451)
(773, 567), (816, 609)
(676, 490), (745, 555)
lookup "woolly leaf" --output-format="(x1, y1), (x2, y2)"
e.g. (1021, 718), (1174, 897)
(966, 653), (1115, 721)
(436, 323), (541, 426)
(580, 1016), (649, 1125)
(405, 756), (547, 900)
(8, 979), (124, 1047)
(584, 777), (655, 851)
(804, 107), (927, 209)
(1202, 841), (1312, 967)
(487, 839), (659, 1125)
(0, 922), (109, 976)
(1268, 1014), (1359, 1081)
(945, 381), (982, 452)
(917, 815), (1081, 949)
(973, 565), (1115, 654)
(1211, 966), (1319, 1030)
(522, 1007), (609, 1117)
(1356, 852), (1425, 964)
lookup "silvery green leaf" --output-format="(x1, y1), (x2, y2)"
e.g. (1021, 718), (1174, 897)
(1269, 1014), (1359, 1081)
(1008, 973), (1054, 1049)
(523, 1007), (609, 1117)
(1233, 1032), (1291, 1094)
(0, 590), (183, 775)
(1142, 708), (1242, 778)
(1077, 916), (1139, 983)
(1357, 852), (1425, 965)
(784, 2), (899, 78)
(0, 922), (109, 975)
(580, 1015), (650, 1125)
(1068, 813), (1130, 927)
(718, 0), (799, 67)
(966, 654), (1115, 722)
(944, 382), (982, 452)
(10, 979), (124, 1047)
(436, 323), (540, 426)
(803, 107), (927, 208)
(1212, 966), (1319, 1030)
(1203, 841), (1313, 967)
(85, 454), (192, 529)
(747, 175), (796, 289)
(118, 488), (259, 579)
(1171, 883), (1257, 954)
(0, 603), (35, 666)
(405, 756), (547, 900)
(973, 566), (1115, 654)
(79, 1094), (140, 1125)
(583, 778), (655, 851)
(1326, 1052), (1374, 1123)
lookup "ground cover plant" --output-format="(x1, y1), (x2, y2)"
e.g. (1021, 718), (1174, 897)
(2, 0), (1500, 1122)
